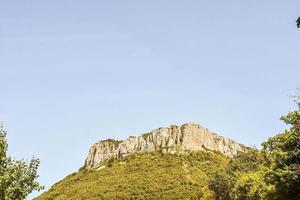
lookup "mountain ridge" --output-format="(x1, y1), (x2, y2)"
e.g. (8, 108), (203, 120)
(85, 123), (247, 169)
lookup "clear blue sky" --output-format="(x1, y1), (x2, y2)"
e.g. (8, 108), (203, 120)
(0, 1), (299, 198)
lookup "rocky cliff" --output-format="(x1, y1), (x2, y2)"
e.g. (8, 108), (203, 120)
(85, 123), (246, 169)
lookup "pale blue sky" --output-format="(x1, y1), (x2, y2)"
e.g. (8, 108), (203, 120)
(0, 1), (300, 198)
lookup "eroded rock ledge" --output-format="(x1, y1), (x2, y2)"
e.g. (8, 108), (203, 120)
(84, 123), (246, 169)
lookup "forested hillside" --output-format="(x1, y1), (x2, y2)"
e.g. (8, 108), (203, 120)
(36, 103), (300, 200)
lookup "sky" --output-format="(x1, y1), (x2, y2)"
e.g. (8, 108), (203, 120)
(0, 1), (300, 199)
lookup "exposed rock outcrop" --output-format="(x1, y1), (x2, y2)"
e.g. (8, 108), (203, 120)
(85, 123), (246, 169)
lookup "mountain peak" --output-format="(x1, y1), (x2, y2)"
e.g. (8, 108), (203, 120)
(84, 123), (246, 169)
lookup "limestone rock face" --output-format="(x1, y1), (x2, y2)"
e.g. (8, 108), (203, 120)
(85, 123), (246, 169)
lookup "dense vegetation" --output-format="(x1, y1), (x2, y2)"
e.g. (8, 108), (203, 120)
(0, 126), (43, 200)
(209, 102), (300, 200)
(36, 102), (300, 200)
(36, 151), (229, 200)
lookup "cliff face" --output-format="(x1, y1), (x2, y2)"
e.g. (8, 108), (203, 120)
(85, 123), (245, 169)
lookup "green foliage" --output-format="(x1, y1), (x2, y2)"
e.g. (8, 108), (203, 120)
(208, 173), (231, 200)
(0, 126), (43, 200)
(261, 103), (300, 200)
(106, 157), (115, 167)
(209, 104), (300, 200)
(232, 169), (274, 200)
(36, 151), (229, 200)
(209, 103), (300, 200)
(208, 149), (264, 200)
(36, 99), (300, 200)
(102, 139), (122, 146)
(228, 150), (263, 174)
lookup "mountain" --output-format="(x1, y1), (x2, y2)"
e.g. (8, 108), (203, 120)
(85, 123), (245, 169)
(36, 123), (248, 200)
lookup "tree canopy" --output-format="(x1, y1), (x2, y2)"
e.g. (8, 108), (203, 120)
(209, 100), (300, 200)
(0, 125), (43, 200)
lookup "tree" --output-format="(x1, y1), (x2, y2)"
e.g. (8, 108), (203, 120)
(209, 149), (264, 200)
(209, 94), (300, 200)
(233, 99), (300, 200)
(0, 124), (43, 200)
(232, 169), (274, 200)
(261, 102), (300, 200)
(208, 173), (231, 200)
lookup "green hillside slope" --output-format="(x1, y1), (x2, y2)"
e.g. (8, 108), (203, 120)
(35, 151), (230, 200)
